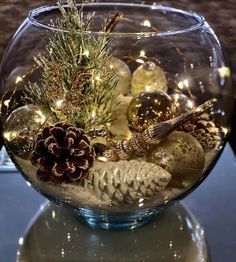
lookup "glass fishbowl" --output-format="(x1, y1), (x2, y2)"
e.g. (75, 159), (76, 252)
(0, 2), (233, 229)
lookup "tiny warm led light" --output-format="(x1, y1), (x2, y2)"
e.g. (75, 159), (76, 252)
(140, 50), (146, 58)
(218, 67), (230, 78)
(3, 99), (10, 107)
(177, 81), (184, 89)
(3, 132), (10, 141)
(187, 100), (194, 109)
(52, 210), (56, 219)
(95, 75), (101, 82)
(144, 85), (152, 92)
(55, 99), (65, 109)
(15, 76), (23, 84)
(221, 127), (228, 135)
(178, 79), (189, 89)
(61, 248), (65, 257)
(83, 50), (90, 57)
(138, 198), (144, 203)
(67, 233), (71, 241)
(91, 109), (96, 119)
(3, 131), (18, 141)
(34, 110), (46, 124)
(183, 79), (189, 88)
(142, 19), (151, 27)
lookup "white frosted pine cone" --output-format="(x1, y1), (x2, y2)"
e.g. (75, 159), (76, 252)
(83, 160), (171, 205)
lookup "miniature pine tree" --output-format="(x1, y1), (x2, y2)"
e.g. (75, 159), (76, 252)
(25, 0), (119, 130)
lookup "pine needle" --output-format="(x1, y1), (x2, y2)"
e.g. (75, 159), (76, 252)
(24, 0), (118, 130)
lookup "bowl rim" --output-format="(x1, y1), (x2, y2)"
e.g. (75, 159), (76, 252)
(28, 2), (206, 37)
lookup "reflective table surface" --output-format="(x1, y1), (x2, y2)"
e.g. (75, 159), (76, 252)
(17, 202), (210, 262)
(0, 144), (235, 262)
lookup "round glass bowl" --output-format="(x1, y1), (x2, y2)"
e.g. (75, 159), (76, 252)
(0, 2), (234, 229)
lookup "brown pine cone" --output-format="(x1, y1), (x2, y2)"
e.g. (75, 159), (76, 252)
(30, 122), (96, 184)
(179, 114), (222, 152)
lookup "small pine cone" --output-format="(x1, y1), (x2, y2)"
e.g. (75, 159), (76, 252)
(179, 114), (222, 152)
(83, 160), (171, 205)
(31, 122), (96, 183)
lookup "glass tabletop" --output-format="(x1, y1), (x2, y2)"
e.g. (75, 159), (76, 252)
(0, 144), (235, 262)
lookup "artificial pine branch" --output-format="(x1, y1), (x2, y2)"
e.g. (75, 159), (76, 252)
(25, 0), (118, 130)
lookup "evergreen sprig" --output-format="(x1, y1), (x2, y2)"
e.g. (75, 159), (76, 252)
(25, 0), (118, 130)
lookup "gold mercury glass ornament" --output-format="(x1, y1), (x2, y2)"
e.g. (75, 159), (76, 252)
(131, 61), (168, 95)
(127, 90), (176, 132)
(3, 104), (52, 159)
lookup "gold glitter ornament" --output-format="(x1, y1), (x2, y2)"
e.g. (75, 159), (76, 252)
(107, 57), (131, 95)
(84, 160), (171, 205)
(131, 61), (168, 95)
(127, 91), (176, 132)
(170, 93), (195, 114)
(3, 105), (53, 159)
(147, 131), (205, 188)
